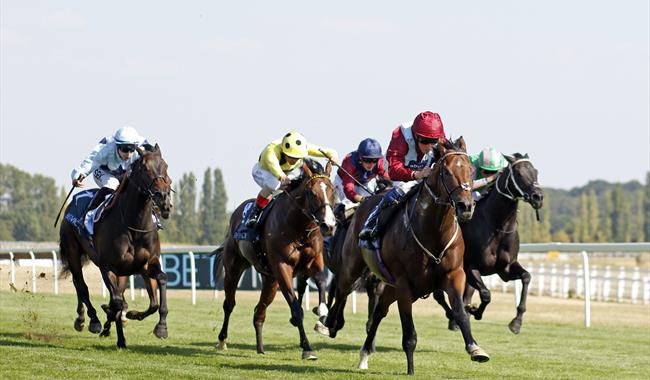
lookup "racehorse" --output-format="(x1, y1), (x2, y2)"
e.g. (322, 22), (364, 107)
(435, 153), (543, 334)
(322, 137), (490, 375)
(59, 144), (173, 348)
(213, 159), (336, 360)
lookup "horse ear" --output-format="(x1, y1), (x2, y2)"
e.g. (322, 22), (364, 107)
(154, 143), (160, 152)
(325, 161), (332, 176)
(302, 161), (313, 177)
(504, 154), (516, 164)
(136, 146), (146, 157)
(456, 136), (466, 152)
(524, 153), (529, 158)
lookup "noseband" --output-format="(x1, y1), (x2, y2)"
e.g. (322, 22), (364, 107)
(495, 158), (538, 202)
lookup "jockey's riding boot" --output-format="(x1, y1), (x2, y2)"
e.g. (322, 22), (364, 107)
(87, 187), (114, 212)
(245, 204), (264, 229)
(359, 188), (403, 241)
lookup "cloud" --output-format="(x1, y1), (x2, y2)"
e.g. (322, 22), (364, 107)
(0, 28), (28, 48)
(43, 8), (88, 30)
(320, 17), (395, 33)
(122, 57), (184, 78)
(198, 37), (261, 53)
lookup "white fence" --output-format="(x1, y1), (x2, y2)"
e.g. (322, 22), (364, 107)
(1, 243), (649, 327)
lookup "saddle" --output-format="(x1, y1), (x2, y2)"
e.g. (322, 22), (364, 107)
(63, 189), (114, 241)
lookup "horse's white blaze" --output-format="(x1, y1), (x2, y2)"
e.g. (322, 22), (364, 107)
(320, 183), (336, 228)
(318, 302), (328, 317)
(358, 349), (370, 369)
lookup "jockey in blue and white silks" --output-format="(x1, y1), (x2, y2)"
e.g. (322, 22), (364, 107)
(71, 126), (151, 212)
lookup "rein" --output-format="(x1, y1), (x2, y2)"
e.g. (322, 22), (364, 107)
(404, 151), (469, 264)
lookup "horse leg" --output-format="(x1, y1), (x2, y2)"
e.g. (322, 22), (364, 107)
(326, 275), (336, 309)
(100, 270), (127, 348)
(275, 262), (316, 360)
(216, 260), (246, 350)
(501, 261), (531, 334)
(295, 273), (308, 310)
(253, 275), (278, 354)
(99, 277), (128, 338)
(432, 289), (458, 331)
(144, 259), (168, 339)
(446, 267), (490, 363)
(358, 284), (395, 370)
(125, 275), (159, 321)
(63, 234), (102, 334)
(465, 268), (491, 321)
(396, 283), (417, 375)
(365, 277), (384, 334)
(312, 265), (330, 334)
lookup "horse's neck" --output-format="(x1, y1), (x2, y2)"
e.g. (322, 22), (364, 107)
(412, 184), (457, 246)
(119, 177), (154, 228)
(278, 191), (315, 237)
(484, 177), (518, 228)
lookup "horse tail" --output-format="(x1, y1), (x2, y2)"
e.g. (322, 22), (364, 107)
(58, 223), (90, 278)
(211, 243), (224, 289)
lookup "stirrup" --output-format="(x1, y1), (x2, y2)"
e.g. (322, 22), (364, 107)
(359, 227), (376, 241)
(245, 217), (258, 228)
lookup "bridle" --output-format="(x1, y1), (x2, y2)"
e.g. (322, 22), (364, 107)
(421, 151), (472, 209)
(121, 157), (171, 233)
(495, 158), (537, 202)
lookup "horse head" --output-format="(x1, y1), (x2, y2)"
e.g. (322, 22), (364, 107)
(428, 136), (474, 221)
(295, 159), (336, 236)
(132, 144), (173, 219)
(502, 153), (543, 209)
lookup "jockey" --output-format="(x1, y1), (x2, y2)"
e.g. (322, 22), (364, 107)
(359, 111), (446, 241)
(245, 131), (338, 228)
(334, 138), (390, 209)
(71, 126), (152, 211)
(470, 147), (507, 201)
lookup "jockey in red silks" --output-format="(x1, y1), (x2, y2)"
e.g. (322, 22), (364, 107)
(334, 138), (390, 213)
(359, 111), (447, 241)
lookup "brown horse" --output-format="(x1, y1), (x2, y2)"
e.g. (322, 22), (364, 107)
(214, 159), (336, 360)
(436, 153), (543, 334)
(322, 137), (489, 375)
(59, 144), (173, 348)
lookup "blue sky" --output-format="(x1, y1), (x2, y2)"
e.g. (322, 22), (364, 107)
(1, 1), (648, 210)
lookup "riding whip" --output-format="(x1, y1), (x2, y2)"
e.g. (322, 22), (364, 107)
(318, 149), (374, 196)
(54, 176), (81, 228)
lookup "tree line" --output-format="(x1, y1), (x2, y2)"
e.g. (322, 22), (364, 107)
(0, 163), (647, 244)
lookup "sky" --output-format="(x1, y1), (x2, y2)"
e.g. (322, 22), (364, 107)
(1, 1), (649, 211)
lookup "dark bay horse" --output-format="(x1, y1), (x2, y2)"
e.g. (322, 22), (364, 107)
(323, 137), (490, 375)
(437, 153), (543, 334)
(214, 160), (336, 360)
(59, 144), (173, 348)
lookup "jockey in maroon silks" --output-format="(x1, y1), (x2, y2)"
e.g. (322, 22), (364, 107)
(335, 138), (390, 205)
(359, 111), (447, 241)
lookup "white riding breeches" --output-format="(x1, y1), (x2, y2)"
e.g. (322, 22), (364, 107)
(92, 168), (121, 190)
(252, 163), (302, 193)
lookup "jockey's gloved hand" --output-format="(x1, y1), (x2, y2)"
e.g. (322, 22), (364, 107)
(72, 175), (85, 188)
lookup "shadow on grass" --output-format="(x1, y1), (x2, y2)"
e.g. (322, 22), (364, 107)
(217, 361), (375, 375)
(188, 340), (408, 353)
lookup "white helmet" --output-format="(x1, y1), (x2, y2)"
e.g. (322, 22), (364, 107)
(113, 126), (143, 145)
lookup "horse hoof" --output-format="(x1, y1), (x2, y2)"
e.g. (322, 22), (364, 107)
(302, 351), (318, 360)
(153, 324), (168, 339)
(314, 321), (329, 336)
(468, 345), (490, 363)
(125, 311), (138, 320)
(74, 319), (84, 332)
(117, 342), (127, 350)
(358, 349), (370, 370)
(257, 349), (265, 355)
(215, 340), (227, 350)
(508, 319), (521, 334)
(89, 321), (102, 334)
(448, 320), (459, 331)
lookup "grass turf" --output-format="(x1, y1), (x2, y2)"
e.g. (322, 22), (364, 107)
(0, 290), (648, 379)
